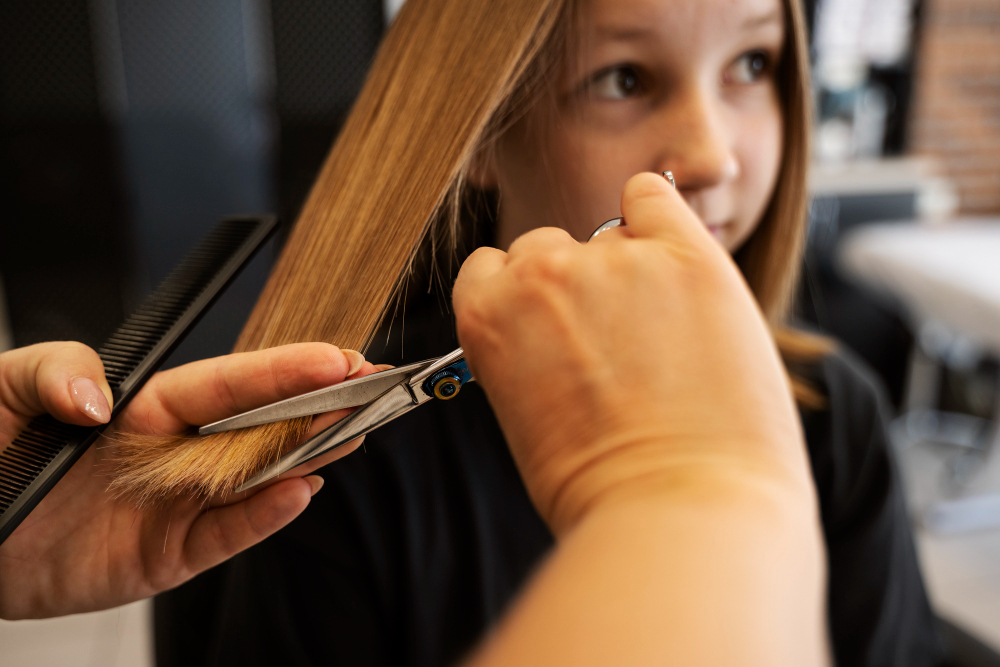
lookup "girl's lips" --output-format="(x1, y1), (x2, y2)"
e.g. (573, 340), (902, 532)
(705, 224), (725, 239)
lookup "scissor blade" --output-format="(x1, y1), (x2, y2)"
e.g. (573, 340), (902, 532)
(198, 361), (429, 435)
(233, 383), (426, 492)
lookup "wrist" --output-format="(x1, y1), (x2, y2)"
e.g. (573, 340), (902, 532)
(484, 468), (828, 667)
(536, 433), (817, 538)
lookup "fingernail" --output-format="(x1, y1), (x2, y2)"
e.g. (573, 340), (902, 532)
(342, 349), (364, 376)
(307, 475), (325, 496)
(70, 377), (111, 423)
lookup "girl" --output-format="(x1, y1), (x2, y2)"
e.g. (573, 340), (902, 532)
(156, 0), (944, 665)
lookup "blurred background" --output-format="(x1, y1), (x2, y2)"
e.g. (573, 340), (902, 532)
(0, 0), (998, 664)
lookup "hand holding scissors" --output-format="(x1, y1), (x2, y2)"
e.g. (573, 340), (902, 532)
(202, 172), (679, 493)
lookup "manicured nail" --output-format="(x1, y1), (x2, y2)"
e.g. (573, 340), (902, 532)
(70, 377), (111, 423)
(306, 475), (325, 496)
(342, 349), (364, 376)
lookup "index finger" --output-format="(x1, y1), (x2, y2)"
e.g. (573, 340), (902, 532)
(134, 343), (363, 430)
(453, 246), (507, 312)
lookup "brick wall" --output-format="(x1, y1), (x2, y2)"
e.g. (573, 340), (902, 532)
(909, 0), (1000, 214)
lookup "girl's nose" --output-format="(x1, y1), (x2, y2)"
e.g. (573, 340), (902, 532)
(654, 91), (740, 192)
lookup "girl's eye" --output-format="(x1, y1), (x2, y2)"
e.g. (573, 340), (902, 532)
(587, 65), (644, 101)
(725, 51), (772, 85)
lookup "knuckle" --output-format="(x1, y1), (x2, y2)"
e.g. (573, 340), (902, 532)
(51, 341), (104, 374)
(604, 241), (686, 294)
(283, 343), (339, 383)
(56, 340), (95, 358)
(509, 227), (567, 254)
(455, 293), (492, 343)
(265, 353), (294, 397)
(143, 554), (177, 592)
(205, 510), (248, 563)
(673, 247), (726, 292)
(213, 363), (241, 415)
(465, 246), (495, 263)
(528, 226), (573, 245)
(512, 248), (574, 288)
(593, 242), (649, 287)
(243, 500), (269, 541)
(607, 241), (645, 271)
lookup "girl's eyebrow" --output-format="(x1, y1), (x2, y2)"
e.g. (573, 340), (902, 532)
(743, 8), (783, 29)
(592, 24), (655, 43)
(593, 7), (783, 43)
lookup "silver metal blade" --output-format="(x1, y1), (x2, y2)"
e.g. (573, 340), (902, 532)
(198, 361), (430, 435)
(405, 347), (467, 389)
(233, 383), (427, 492)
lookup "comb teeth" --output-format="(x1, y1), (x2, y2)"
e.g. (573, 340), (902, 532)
(99, 222), (269, 389)
(99, 226), (253, 383)
(0, 418), (85, 510)
(0, 216), (278, 542)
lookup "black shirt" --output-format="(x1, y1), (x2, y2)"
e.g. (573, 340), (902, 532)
(155, 316), (946, 667)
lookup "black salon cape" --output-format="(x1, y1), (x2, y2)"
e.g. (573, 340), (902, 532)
(155, 320), (946, 667)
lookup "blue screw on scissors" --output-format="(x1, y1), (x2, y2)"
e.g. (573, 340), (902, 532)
(205, 171), (675, 492)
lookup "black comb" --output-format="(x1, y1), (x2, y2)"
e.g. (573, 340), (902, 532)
(0, 216), (278, 544)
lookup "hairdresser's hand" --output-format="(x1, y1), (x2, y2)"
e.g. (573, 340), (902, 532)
(0, 342), (374, 619)
(453, 172), (815, 534)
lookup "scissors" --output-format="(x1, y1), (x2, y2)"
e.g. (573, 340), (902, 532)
(206, 171), (675, 492)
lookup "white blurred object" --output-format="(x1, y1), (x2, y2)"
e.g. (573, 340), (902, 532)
(840, 221), (1000, 350)
(814, 83), (891, 163)
(918, 178), (962, 222)
(917, 529), (1000, 653)
(860, 0), (916, 67)
(851, 85), (889, 159)
(813, 82), (890, 162)
(385, 0), (406, 22)
(844, 216), (1000, 653)
(0, 600), (152, 667)
(814, 0), (868, 64)
(816, 53), (867, 92)
(925, 495), (1000, 535)
(840, 219), (1000, 534)
(810, 157), (959, 221)
(814, 0), (916, 68)
(812, 0), (916, 163)
(817, 117), (855, 162)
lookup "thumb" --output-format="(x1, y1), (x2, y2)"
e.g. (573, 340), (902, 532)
(619, 172), (713, 249)
(0, 342), (113, 425)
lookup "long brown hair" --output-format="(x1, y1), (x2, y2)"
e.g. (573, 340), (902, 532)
(112, 0), (827, 503)
(733, 0), (833, 405)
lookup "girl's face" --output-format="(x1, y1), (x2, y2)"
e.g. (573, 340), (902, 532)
(488, 0), (786, 253)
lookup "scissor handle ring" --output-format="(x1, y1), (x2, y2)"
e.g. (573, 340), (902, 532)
(431, 373), (463, 400)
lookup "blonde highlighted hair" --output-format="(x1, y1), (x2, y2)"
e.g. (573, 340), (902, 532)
(112, 0), (828, 503)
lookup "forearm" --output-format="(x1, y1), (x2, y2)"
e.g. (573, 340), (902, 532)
(469, 471), (829, 667)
